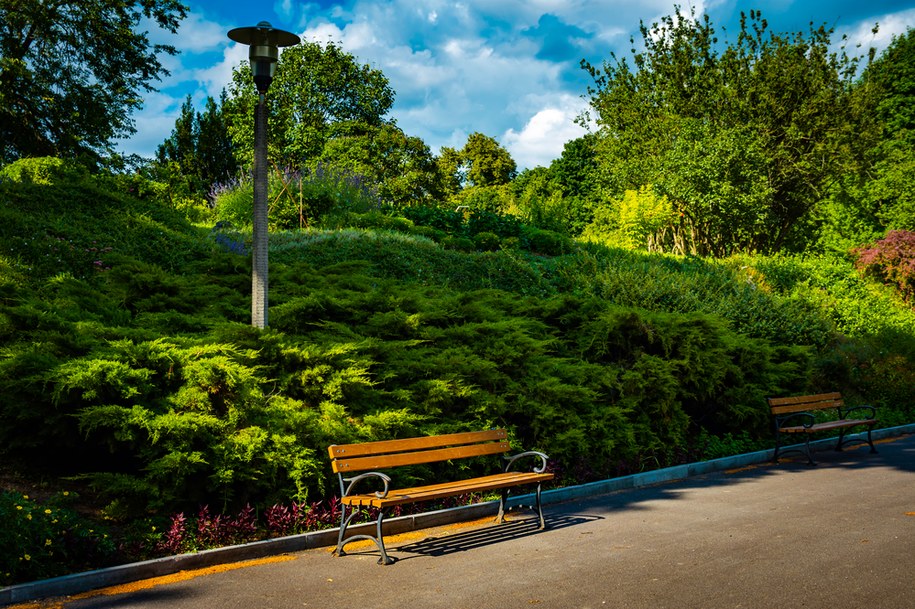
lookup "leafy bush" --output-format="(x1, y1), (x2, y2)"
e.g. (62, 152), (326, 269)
(523, 227), (572, 256)
(0, 157), (89, 185)
(441, 235), (475, 251)
(473, 231), (501, 251)
(402, 205), (465, 234)
(212, 164), (381, 230)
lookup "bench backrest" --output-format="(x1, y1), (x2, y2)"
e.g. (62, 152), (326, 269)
(328, 429), (511, 474)
(767, 392), (844, 416)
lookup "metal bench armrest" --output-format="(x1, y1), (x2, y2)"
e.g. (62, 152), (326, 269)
(775, 412), (816, 429)
(504, 450), (549, 474)
(840, 404), (876, 420)
(342, 471), (392, 499)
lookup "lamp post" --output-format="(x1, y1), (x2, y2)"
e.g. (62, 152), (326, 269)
(227, 21), (299, 329)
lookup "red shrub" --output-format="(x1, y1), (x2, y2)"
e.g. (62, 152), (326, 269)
(853, 230), (915, 302)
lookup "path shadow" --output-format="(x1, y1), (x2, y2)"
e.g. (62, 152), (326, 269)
(549, 433), (915, 520)
(61, 586), (200, 609)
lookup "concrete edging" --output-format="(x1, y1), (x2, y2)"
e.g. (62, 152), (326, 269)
(3, 423), (913, 606)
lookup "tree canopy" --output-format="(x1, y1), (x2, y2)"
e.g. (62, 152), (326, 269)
(583, 7), (877, 256)
(223, 39), (395, 169)
(156, 92), (238, 197)
(0, 0), (187, 163)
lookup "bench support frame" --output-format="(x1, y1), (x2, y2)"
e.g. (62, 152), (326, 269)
(769, 394), (878, 465)
(328, 430), (552, 565)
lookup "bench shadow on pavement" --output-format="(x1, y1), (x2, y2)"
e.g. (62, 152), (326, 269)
(390, 513), (602, 561)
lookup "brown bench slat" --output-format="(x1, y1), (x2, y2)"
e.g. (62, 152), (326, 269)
(329, 429), (507, 460)
(331, 440), (511, 473)
(342, 471), (555, 508)
(768, 392), (843, 415)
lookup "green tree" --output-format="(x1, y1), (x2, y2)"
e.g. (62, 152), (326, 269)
(583, 7), (874, 256)
(0, 0), (186, 163)
(224, 40), (395, 168)
(546, 134), (601, 235)
(318, 122), (444, 206)
(156, 92), (238, 198)
(461, 132), (517, 187)
(862, 28), (915, 232)
(439, 133), (517, 213)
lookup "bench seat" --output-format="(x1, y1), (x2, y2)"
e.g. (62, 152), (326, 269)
(341, 471), (555, 509)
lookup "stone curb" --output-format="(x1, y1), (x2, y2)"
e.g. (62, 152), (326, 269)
(3, 423), (913, 606)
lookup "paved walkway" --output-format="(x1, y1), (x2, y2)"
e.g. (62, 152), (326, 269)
(10, 434), (915, 609)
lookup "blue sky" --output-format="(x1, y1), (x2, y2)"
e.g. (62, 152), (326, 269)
(120, 0), (915, 170)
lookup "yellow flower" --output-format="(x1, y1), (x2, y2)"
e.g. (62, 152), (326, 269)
(44, 509), (52, 514)
(23, 495), (29, 500)
(26, 514), (32, 520)
(15, 505), (22, 510)
(45, 539), (52, 546)
(24, 554), (31, 561)
(62, 492), (69, 496)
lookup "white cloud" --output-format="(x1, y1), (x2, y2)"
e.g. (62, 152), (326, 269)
(503, 97), (590, 169)
(121, 0), (915, 168)
(837, 8), (915, 54)
(116, 91), (185, 157)
(194, 42), (248, 98)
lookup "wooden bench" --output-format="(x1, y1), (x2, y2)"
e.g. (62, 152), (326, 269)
(328, 429), (554, 564)
(768, 392), (878, 465)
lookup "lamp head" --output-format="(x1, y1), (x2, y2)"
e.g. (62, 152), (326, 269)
(227, 21), (300, 93)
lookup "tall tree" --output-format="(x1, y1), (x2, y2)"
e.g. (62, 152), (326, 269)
(862, 28), (915, 232)
(319, 122), (444, 206)
(439, 133), (517, 213)
(583, 7), (875, 256)
(0, 0), (186, 163)
(157, 92), (238, 197)
(223, 39), (394, 169)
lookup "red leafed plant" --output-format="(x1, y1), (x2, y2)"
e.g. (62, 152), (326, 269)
(853, 230), (915, 303)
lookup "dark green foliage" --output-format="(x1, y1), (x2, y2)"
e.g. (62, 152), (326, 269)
(473, 231), (501, 251)
(523, 226), (573, 256)
(156, 93), (238, 199)
(550, 245), (835, 347)
(2, 160), (915, 578)
(0, 0), (186, 162)
(583, 7), (875, 256)
(0, 159), (210, 279)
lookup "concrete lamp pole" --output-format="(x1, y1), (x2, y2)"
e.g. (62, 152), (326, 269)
(227, 21), (300, 329)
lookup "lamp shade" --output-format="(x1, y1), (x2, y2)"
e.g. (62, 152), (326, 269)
(227, 21), (300, 93)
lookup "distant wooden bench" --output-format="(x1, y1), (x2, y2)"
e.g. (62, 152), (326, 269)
(768, 392), (878, 465)
(328, 429), (553, 564)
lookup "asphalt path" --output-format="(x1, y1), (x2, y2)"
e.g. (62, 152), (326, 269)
(15, 434), (915, 609)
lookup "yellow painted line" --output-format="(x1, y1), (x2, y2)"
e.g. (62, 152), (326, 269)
(6, 555), (298, 609)
(723, 465), (760, 474)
